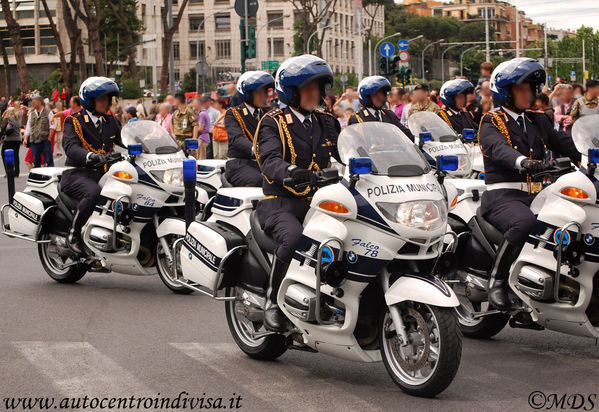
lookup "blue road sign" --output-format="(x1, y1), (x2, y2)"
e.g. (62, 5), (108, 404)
(397, 39), (409, 51)
(548, 75), (553, 82)
(380, 42), (395, 58)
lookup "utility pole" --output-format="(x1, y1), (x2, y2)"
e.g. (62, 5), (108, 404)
(544, 25), (548, 85)
(356, 5), (363, 81)
(515, 9), (520, 58)
(484, 5), (490, 61)
(243, 0), (248, 72)
(583, 38), (586, 89)
(168, 0), (174, 93)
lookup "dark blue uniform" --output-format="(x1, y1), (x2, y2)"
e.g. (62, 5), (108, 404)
(224, 104), (270, 186)
(479, 109), (579, 246)
(61, 109), (122, 226)
(348, 108), (414, 141)
(438, 107), (478, 135)
(255, 107), (339, 262)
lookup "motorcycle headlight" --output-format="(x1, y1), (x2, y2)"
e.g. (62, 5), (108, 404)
(376, 200), (447, 231)
(151, 168), (184, 186)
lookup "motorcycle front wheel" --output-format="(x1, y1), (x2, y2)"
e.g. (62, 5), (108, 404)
(225, 286), (287, 361)
(37, 234), (87, 283)
(380, 303), (461, 398)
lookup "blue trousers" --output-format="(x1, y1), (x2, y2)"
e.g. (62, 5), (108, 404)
(31, 140), (54, 168)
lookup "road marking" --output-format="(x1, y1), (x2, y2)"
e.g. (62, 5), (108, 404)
(170, 342), (380, 411)
(12, 341), (153, 396)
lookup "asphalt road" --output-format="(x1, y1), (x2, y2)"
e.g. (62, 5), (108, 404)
(1, 155), (599, 411)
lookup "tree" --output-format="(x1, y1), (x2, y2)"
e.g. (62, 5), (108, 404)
(62, 0), (87, 82)
(0, 0), (30, 92)
(105, 0), (144, 78)
(40, 0), (70, 87)
(0, 38), (10, 95)
(290, 0), (339, 56)
(160, 0), (190, 93)
(67, 0), (105, 76)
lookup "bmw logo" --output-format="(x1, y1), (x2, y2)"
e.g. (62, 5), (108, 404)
(132, 204), (139, 211)
(347, 251), (357, 264)
(584, 234), (594, 245)
(188, 253), (192, 260)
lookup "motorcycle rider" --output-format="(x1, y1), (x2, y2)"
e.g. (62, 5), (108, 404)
(61, 77), (122, 254)
(479, 58), (580, 310)
(224, 71), (275, 187)
(254, 55), (340, 332)
(347, 76), (414, 141)
(438, 78), (478, 135)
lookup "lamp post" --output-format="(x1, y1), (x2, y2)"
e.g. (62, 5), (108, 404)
(441, 44), (461, 83)
(306, 24), (337, 55)
(257, 14), (290, 68)
(195, 5), (235, 91)
(421, 38), (444, 82)
(372, 32), (401, 76)
(460, 45), (480, 77)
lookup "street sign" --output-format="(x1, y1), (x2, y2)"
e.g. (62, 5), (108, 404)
(340, 74), (348, 83)
(398, 50), (410, 62)
(379, 42), (395, 58)
(548, 75), (553, 83)
(196, 60), (210, 76)
(234, 0), (259, 18)
(570, 70), (576, 82)
(261, 60), (279, 70)
(397, 39), (409, 51)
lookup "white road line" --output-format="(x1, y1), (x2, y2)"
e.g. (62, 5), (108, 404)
(170, 342), (380, 412)
(12, 341), (153, 396)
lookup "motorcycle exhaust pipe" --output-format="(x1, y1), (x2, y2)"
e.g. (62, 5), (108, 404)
(4, 149), (15, 203)
(182, 159), (197, 228)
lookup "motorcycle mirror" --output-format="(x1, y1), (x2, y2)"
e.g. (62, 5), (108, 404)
(128, 144), (143, 156)
(185, 139), (199, 150)
(437, 155), (459, 172)
(349, 157), (372, 175)
(462, 128), (476, 141)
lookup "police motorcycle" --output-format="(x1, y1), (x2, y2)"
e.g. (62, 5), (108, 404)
(174, 122), (462, 397)
(445, 114), (599, 340)
(407, 111), (485, 228)
(195, 159), (227, 200)
(1, 120), (201, 294)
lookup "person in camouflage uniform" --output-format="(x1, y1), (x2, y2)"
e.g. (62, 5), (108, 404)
(408, 83), (440, 117)
(170, 93), (198, 155)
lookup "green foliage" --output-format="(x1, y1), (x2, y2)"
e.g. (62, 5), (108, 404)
(121, 78), (143, 99)
(293, 19), (306, 56)
(330, 73), (358, 95)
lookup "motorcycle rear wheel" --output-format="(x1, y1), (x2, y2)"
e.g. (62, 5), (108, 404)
(37, 234), (87, 283)
(225, 287), (287, 361)
(156, 235), (193, 295)
(380, 303), (461, 398)
(454, 288), (509, 339)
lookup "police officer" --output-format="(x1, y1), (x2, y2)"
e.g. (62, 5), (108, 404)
(438, 78), (478, 135)
(479, 58), (580, 310)
(224, 71), (275, 186)
(347, 76), (414, 141)
(254, 55), (339, 332)
(61, 77), (122, 254)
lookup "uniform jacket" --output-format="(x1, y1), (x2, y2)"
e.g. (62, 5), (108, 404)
(438, 107), (478, 135)
(479, 108), (580, 184)
(347, 107), (415, 141)
(225, 104), (271, 159)
(62, 109), (122, 168)
(255, 107), (340, 198)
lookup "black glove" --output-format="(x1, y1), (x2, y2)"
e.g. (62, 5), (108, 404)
(86, 153), (106, 168)
(288, 166), (314, 184)
(520, 159), (546, 174)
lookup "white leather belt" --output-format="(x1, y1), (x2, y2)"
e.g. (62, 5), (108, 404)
(486, 182), (541, 194)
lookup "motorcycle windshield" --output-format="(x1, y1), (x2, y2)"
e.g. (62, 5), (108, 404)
(121, 120), (181, 154)
(572, 114), (599, 155)
(338, 122), (431, 176)
(408, 111), (458, 142)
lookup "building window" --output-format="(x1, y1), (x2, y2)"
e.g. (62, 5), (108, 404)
(39, 26), (56, 54)
(173, 41), (180, 60)
(174, 71), (180, 82)
(350, 40), (354, 59)
(215, 39), (231, 59)
(189, 41), (205, 59)
(189, 14), (205, 31)
(190, 0), (203, 3)
(215, 13), (231, 30)
(214, 0), (229, 3)
(267, 38), (284, 57)
(267, 11), (284, 28)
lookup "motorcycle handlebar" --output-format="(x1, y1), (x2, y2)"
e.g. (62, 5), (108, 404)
(530, 158), (575, 180)
(283, 168), (341, 191)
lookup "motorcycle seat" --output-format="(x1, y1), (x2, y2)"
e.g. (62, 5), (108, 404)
(475, 208), (504, 246)
(57, 184), (79, 211)
(220, 173), (233, 188)
(250, 210), (279, 254)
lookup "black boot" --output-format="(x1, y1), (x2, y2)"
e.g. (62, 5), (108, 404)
(67, 210), (86, 255)
(263, 255), (289, 332)
(488, 240), (521, 311)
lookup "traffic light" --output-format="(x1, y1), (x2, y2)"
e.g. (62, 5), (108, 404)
(247, 26), (256, 59)
(118, 82), (123, 94)
(378, 57), (387, 75)
(389, 56), (400, 77)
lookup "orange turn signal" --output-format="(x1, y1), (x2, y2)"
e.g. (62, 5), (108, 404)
(560, 187), (588, 199)
(113, 171), (133, 180)
(450, 195), (458, 208)
(319, 201), (349, 214)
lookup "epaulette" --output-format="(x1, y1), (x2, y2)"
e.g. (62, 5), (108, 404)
(265, 108), (283, 117)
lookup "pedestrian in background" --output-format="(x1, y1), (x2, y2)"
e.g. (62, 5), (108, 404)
(196, 96), (212, 160)
(554, 84), (574, 134)
(408, 83), (439, 117)
(571, 79), (599, 123)
(324, 94), (336, 113)
(125, 106), (138, 123)
(206, 96), (220, 159)
(136, 99), (147, 119)
(333, 104), (348, 131)
(0, 106), (22, 177)
(23, 94), (53, 168)
(211, 99), (228, 160)
(51, 101), (64, 157)
(171, 93), (198, 155)
(339, 87), (360, 112)
(155, 103), (172, 135)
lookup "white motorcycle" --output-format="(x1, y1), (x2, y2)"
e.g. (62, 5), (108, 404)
(447, 114), (599, 340)
(1, 120), (201, 294)
(173, 122), (462, 397)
